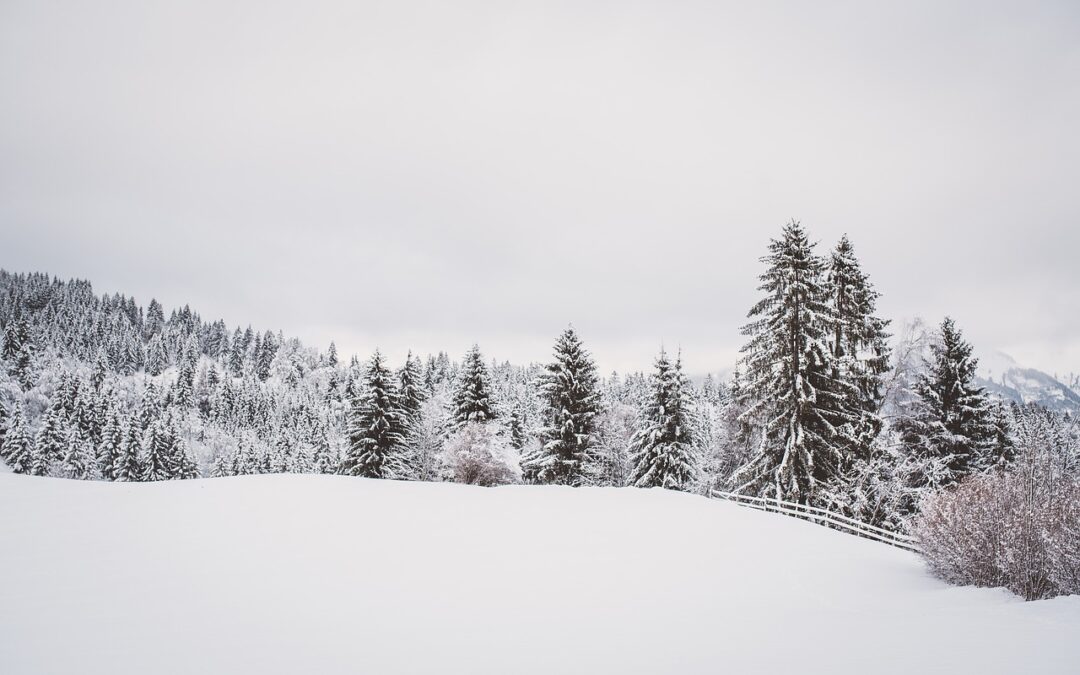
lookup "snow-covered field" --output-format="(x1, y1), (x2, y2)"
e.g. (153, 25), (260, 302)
(1, 474), (1077, 675)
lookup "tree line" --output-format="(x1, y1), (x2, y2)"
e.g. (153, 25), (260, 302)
(0, 223), (1076, 546)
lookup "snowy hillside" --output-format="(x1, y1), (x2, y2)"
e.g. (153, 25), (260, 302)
(1, 475), (1077, 675)
(976, 350), (1080, 413)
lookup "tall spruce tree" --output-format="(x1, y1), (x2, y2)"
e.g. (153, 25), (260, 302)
(732, 221), (857, 505)
(451, 345), (497, 428)
(114, 416), (143, 481)
(3, 315), (35, 389)
(142, 420), (173, 481)
(98, 408), (125, 480)
(62, 428), (97, 480)
(825, 235), (891, 455)
(0, 398), (7, 452)
(529, 327), (601, 486)
(171, 434), (199, 479)
(34, 403), (69, 477)
(895, 317), (994, 492)
(340, 350), (407, 478)
(628, 349), (699, 491)
(398, 352), (427, 425)
(1, 405), (33, 474)
(146, 335), (167, 376)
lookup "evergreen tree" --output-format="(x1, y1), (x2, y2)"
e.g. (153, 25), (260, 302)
(144, 298), (165, 338)
(255, 330), (276, 381)
(98, 408), (125, 480)
(895, 317), (994, 492)
(142, 420), (173, 481)
(1, 405), (33, 474)
(229, 328), (245, 377)
(137, 383), (161, 432)
(175, 356), (196, 408)
(825, 235), (891, 455)
(34, 403), (69, 476)
(340, 350), (407, 478)
(172, 435), (199, 479)
(313, 430), (338, 474)
(507, 403), (527, 451)
(146, 335), (167, 376)
(121, 337), (142, 376)
(628, 350), (698, 491)
(114, 416), (143, 481)
(451, 345), (497, 428)
(90, 349), (110, 392)
(1, 315), (25, 361)
(3, 315), (35, 389)
(62, 428), (97, 480)
(327, 341), (338, 367)
(986, 401), (1016, 468)
(398, 352), (427, 424)
(732, 221), (857, 505)
(529, 327), (601, 486)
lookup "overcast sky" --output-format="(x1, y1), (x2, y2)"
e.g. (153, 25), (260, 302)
(1, 1), (1078, 376)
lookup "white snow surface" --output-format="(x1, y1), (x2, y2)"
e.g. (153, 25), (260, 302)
(1, 474), (1077, 675)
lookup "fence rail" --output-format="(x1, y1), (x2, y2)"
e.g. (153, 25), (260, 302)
(709, 489), (920, 553)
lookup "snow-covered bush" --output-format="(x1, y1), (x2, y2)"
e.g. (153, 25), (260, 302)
(440, 422), (520, 487)
(912, 436), (1080, 600)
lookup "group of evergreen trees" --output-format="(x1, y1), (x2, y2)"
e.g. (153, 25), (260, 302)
(0, 228), (1071, 532)
(730, 221), (1009, 514)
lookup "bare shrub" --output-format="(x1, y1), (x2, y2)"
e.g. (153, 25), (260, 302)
(912, 432), (1080, 600)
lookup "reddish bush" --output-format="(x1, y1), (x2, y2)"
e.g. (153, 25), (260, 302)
(912, 444), (1080, 600)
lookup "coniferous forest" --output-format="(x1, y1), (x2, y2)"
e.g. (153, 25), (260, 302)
(1, 221), (1077, 599)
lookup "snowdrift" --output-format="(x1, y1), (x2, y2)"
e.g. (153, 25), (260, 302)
(1, 474), (1077, 675)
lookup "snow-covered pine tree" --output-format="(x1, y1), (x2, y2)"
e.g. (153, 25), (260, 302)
(146, 335), (167, 376)
(528, 326), (601, 486)
(1, 404), (33, 474)
(986, 400), (1016, 468)
(825, 235), (891, 455)
(628, 349), (699, 491)
(255, 330), (276, 381)
(228, 328), (245, 377)
(507, 402), (527, 451)
(312, 429), (338, 474)
(142, 419), (173, 481)
(732, 221), (857, 505)
(2, 313), (35, 388)
(398, 351), (427, 424)
(327, 341), (338, 367)
(0, 398), (7, 452)
(34, 403), (69, 476)
(451, 345), (497, 428)
(137, 383), (161, 432)
(114, 415), (143, 481)
(340, 350), (407, 478)
(90, 349), (110, 392)
(144, 298), (165, 339)
(97, 408), (124, 480)
(172, 434), (199, 479)
(62, 427), (98, 480)
(895, 317), (995, 493)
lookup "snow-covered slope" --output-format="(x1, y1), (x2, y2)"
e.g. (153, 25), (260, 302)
(1, 475), (1077, 675)
(976, 350), (1080, 413)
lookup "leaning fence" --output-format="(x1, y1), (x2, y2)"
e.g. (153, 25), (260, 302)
(708, 489), (920, 553)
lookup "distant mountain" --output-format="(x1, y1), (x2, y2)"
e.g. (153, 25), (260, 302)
(975, 350), (1080, 413)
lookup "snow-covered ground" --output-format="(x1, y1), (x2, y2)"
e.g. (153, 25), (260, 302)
(1, 474), (1077, 675)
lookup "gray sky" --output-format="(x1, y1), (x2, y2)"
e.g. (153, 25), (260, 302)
(2, 1), (1078, 376)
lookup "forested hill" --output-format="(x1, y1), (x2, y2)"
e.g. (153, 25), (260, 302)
(0, 268), (646, 484)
